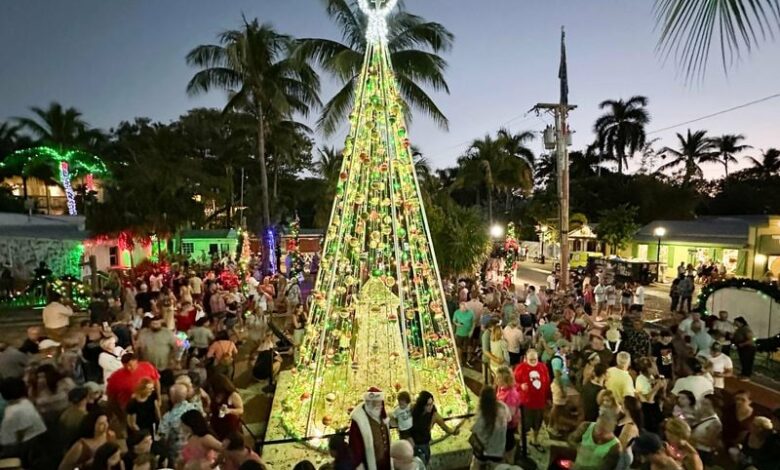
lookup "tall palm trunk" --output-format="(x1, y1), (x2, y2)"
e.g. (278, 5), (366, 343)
(225, 166), (234, 227)
(724, 161), (729, 178)
(257, 110), (272, 275)
(617, 148), (625, 174)
(487, 189), (493, 223)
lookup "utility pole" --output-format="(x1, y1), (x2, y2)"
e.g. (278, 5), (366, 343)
(532, 27), (576, 290)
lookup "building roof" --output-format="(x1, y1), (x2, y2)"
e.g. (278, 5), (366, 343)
(0, 212), (88, 241)
(635, 216), (773, 246)
(180, 229), (237, 240)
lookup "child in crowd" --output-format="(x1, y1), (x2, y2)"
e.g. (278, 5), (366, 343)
(673, 390), (697, 424)
(391, 391), (414, 440)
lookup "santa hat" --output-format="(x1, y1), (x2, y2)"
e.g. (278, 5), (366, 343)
(365, 386), (384, 401)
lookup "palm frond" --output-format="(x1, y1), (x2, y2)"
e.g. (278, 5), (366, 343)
(317, 78), (357, 136)
(394, 75), (449, 131)
(655, 0), (780, 80)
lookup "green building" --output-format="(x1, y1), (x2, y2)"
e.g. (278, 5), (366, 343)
(174, 229), (239, 263)
(631, 215), (780, 281)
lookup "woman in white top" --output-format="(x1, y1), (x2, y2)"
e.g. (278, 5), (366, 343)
(97, 336), (124, 384)
(486, 323), (509, 378)
(470, 386), (511, 469)
(690, 394), (722, 466)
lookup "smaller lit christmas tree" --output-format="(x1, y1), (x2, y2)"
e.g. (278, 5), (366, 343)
(504, 222), (519, 279)
(286, 215), (304, 278)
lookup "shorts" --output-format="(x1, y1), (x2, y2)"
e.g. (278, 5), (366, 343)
(505, 426), (517, 451)
(455, 335), (470, 350)
(399, 429), (413, 440)
(508, 351), (522, 366)
(471, 327), (481, 341)
(523, 407), (544, 431)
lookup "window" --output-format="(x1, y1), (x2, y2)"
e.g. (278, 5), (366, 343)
(209, 243), (219, 255)
(182, 243), (194, 255)
(109, 246), (119, 266)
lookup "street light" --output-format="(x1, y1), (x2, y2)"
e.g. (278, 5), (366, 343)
(654, 226), (666, 282)
(490, 224), (505, 239)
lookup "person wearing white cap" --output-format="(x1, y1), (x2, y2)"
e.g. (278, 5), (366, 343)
(348, 387), (391, 470)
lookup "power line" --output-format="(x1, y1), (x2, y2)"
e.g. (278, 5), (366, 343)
(425, 109), (539, 159)
(647, 92), (780, 135)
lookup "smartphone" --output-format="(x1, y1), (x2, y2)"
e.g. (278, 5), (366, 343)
(102, 321), (109, 330)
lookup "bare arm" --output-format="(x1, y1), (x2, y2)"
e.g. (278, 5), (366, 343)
(58, 440), (86, 470)
(567, 422), (590, 448)
(433, 411), (458, 435)
(227, 392), (244, 417)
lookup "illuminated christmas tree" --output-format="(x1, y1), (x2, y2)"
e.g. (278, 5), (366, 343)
(278, 0), (470, 441)
(285, 215), (304, 278)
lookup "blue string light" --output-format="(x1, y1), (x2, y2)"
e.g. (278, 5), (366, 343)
(59, 162), (77, 215)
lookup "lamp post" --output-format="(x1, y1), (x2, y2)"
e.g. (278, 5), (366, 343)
(654, 226), (666, 282)
(536, 224), (548, 264)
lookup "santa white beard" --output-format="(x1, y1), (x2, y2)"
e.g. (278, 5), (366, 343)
(365, 402), (383, 422)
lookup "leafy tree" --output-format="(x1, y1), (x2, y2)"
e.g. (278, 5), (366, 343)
(655, 0), (780, 80)
(593, 96), (650, 174)
(496, 128), (535, 203)
(175, 108), (255, 226)
(747, 147), (780, 176)
(658, 129), (717, 184)
(454, 134), (504, 222)
(710, 134), (751, 177)
(88, 119), (205, 237)
(704, 171), (780, 215)
(312, 146), (343, 227)
(595, 204), (640, 253)
(186, 18), (320, 262)
(427, 196), (490, 277)
(295, 0), (454, 135)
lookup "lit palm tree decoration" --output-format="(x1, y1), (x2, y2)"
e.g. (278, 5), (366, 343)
(0, 146), (108, 215)
(275, 0), (469, 444)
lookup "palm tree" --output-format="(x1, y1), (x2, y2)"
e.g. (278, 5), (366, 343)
(455, 134), (505, 222)
(313, 146), (344, 227)
(14, 102), (92, 150)
(295, 0), (454, 135)
(496, 128), (535, 206)
(655, 0), (780, 80)
(593, 96), (651, 174)
(314, 146), (344, 183)
(748, 148), (780, 176)
(710, 134), (751, 177)
(0, 122), (30, 161)
(658, 129), (717, 184)
(187, 18), (320, 246)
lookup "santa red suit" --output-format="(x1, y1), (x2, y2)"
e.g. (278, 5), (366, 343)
(348, 387), (393, 470)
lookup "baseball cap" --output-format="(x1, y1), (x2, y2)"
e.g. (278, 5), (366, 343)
(38, 339), (60, 350)
(632, 432), (664, 456)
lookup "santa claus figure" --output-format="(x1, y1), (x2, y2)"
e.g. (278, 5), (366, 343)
(348, 386), (392, 470)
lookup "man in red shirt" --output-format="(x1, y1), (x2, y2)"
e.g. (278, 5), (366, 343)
(106, 353), (161, 412)
(514, 348), (550, 449)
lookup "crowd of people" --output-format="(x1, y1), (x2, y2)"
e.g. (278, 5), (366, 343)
(0, 256), (303, 469)
(444, 268), (780, 470)
(1, 246), (779, 470)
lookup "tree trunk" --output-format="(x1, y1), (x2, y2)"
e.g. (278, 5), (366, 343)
(617, 149), (625, 174)
(487, 189), (493, 223)
(724, 161), (729, 178)
(22, 176), (28, 199)
(226, 166), (233, 227)
(257, 110), (273, 275)
(273, 163), (278, 201)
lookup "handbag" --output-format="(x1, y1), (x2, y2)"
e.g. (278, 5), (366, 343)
(469, 431), (485, 458)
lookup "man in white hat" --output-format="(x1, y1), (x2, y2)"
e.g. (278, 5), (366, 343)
(348, 386), (391, 470)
